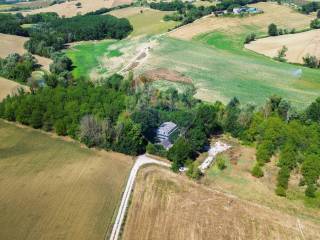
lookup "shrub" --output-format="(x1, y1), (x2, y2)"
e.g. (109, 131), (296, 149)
(274, 45), (288, 62)
(244, 33), (256, 44)
(275, 185), (286, 197)
(216, 156), (226, 170)
(303, 54), (319, 68)
(310, 18), (320, 29)
(186, 162), (202, 180)
(268, 23), (278, 36)
(251, 163), (264, 178)
(146, 143), (167, 157)
(305, 184), (316, 198)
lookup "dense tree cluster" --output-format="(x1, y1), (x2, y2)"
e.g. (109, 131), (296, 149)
(222, 95), (320, 198)
(301, 1), (320, 14)
(0, 53), (38, 83)
(0, 13), (28, 36)
(25, 14), (132, 57)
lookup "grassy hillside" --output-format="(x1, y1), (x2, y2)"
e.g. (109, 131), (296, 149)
(138, 33), (320, 108)
(0, 120), (132, 240)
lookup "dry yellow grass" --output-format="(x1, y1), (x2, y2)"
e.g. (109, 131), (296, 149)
(245, 29), (320, 64)
(15, 0), (133, 17)
(109, 6), (147, 18)
(169, 2), (314, 40)
(0, 33), (52, 71)
(123, 166), (320, 240)
(0, 77), (29, 101)
(0, 120), (133, 240)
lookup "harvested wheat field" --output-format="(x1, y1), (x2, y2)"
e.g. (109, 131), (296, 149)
(109, 6), (147, 18)
(0, 33), (52, 71)
(0, 120), (132, 240)
(16, 0), (133, 17)
(122, 166), (320, 240)
(245, 29), (320, 64)
(0, 77), (29, 101)
(169, 2), (314, 40)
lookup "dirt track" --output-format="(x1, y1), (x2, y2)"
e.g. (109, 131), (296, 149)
(245, 29), (320, 64)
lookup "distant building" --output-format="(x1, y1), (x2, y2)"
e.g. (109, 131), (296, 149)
(156, 122), (178, 149)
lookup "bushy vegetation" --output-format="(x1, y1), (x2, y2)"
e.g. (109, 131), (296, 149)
(301, 1), (320, 14)
(303, 55), (320, 68)
(0, 13), (28, 36)
(0, 53), (38, 83)
(310, 18), (320, 29)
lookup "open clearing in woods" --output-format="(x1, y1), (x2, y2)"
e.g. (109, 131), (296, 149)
(14, 0), (133, 17)
(122, 166), (320, 240)
(245, 29), (320, 64)
(0, 33), (52, 71)
(169, 2), (314, 40)
(0, 77), (29, 101)
(0, 120), (132, 240)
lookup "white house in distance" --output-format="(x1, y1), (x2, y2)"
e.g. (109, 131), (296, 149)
(156, 122), (178, 150)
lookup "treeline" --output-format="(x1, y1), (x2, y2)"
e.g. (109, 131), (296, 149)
(301, 1), (320, 14)
(0, 53), (38, 83)
(25, 14), (132, 57)
(216, 0), (265, 12)
(220, 95), (320, 198)
(0, 13), (28, 36)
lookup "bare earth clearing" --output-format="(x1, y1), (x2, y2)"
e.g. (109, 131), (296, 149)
(0, 77), (29, 101)
(143, 68), (193, 84)
(0, 33), (52, 71)
(123, 166), (320, 240)
(0, 121), (132, 240)
(169, 2), (314, 40)
(15, 0), (133, 17)
(245, 29), (320, 64)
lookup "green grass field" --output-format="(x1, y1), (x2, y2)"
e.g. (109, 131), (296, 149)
(0, 120), (132, 240)
(141, 32), (320, 108)
(127, 10), (179, 37)
(66, 40), (121, 79)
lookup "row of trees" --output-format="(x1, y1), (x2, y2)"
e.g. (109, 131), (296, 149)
(220, 95), (320, 198)
(25, 14), (132, 57)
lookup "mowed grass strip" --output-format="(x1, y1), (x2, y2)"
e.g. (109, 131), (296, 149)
(0, 120), (132, 240)
(66, 40), (120, 79)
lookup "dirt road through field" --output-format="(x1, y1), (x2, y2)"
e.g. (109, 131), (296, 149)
(108, 155), (170, 240)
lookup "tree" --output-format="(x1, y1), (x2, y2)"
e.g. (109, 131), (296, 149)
(168, 137), (192, 169)
(186, 161), (202, 180)
(216, 155), (226, 170)
(30, 109), (43, 129)
(303, 54), (319, 68)
(274, 45), (288, 62)
(54, 119), (67, 136)
(251, 163), (264, 178)
(317, 9), (320, 18)
(310, 18), (320, 29)
(268, 23), (278, 36)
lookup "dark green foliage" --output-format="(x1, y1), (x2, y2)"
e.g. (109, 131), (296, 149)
(25, 14), (132, 57)
(132, 108), (160, 141)
(268, 23), (278, 36)
(150, 0), (186, 11)
(244, 32), (256, 44)
(305, 184), (317, 198)
(275, 185), (286, 197)
(310, 18), (320, 29)
(168, 137), (192, 168)
(146, 143), (167, 157)
(306, 97), (320, 122)
(301, 1), (320, 14)
(23, 12), (59, 24)
(0, 53), (37, 83)
(303, 55), (319, 68)
(251, 163), (264, 177)
(0, 13), (28, 36)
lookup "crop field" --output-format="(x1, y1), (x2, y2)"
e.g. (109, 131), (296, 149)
(14, 0), (133, 17)
(0, 33), (52, 71)
(0, 77), (28, 101)
(122, 166), (320, 240)
(169, 2), (314, 40)
(126, 9), (179, 37)
(0, 120), (132, 240)
(245, 29), (320, 64)
(137, 34), (320, 107)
